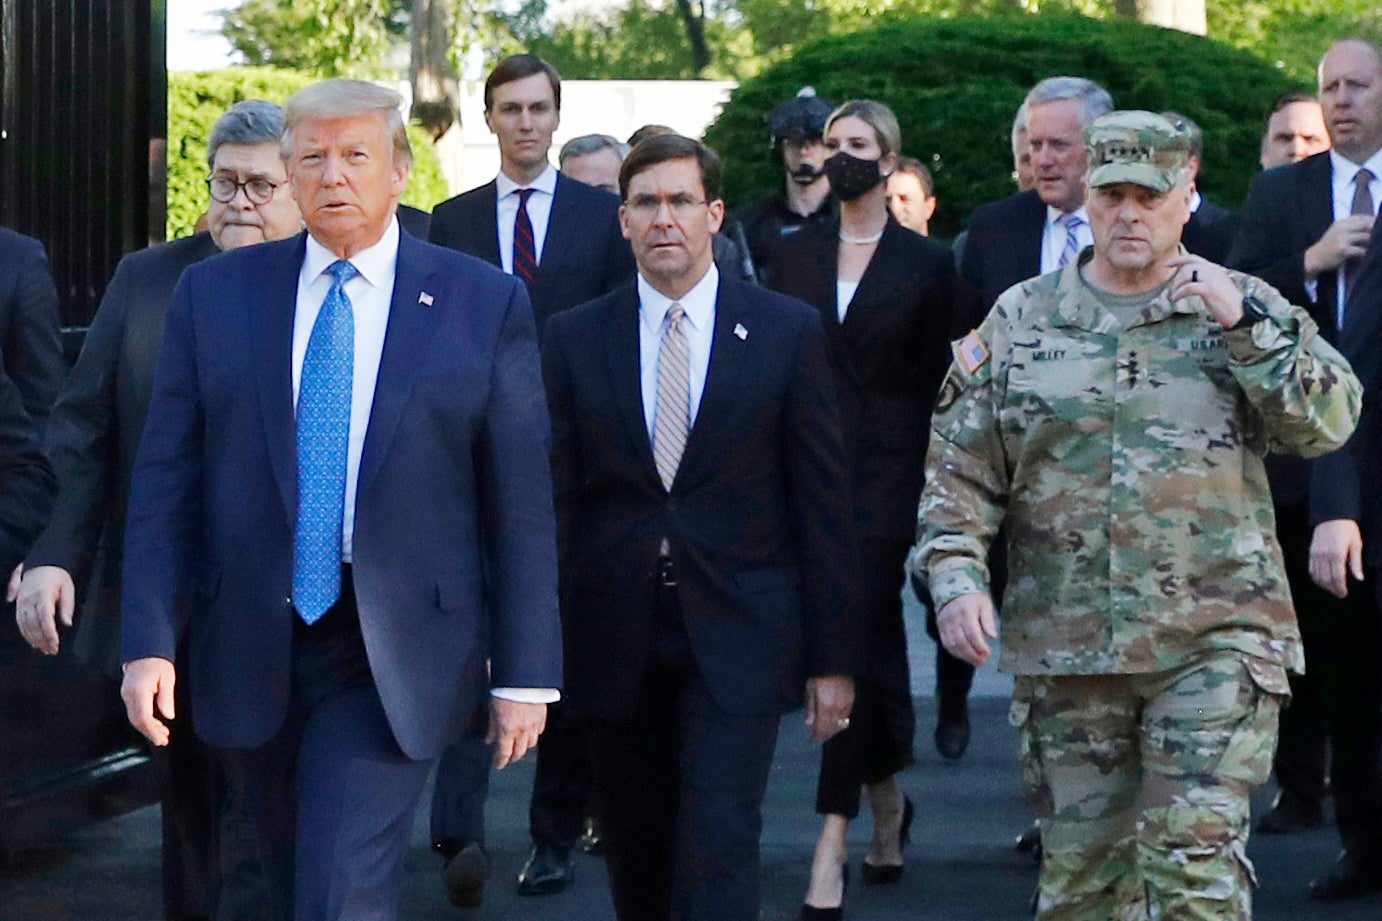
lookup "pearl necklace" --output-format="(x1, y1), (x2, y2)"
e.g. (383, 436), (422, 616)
(839, 229), (884, 245)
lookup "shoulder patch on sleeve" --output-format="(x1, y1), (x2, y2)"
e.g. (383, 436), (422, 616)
(957, 329), (990, 374)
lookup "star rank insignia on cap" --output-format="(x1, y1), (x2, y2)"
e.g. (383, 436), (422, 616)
(957, 330), (990, 374)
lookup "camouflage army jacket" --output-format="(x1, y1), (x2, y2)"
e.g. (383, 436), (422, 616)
(914, 253), (1361, 675)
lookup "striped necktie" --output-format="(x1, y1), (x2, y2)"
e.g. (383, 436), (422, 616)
(292, 259), (357, 624)
(513, 188), (539, 284)
(653, 302), (690, 492)
(1057, 211), (1085, 268)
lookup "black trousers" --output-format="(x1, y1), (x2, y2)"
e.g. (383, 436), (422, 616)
(157, 641), (220, 921)
(1327, 573), (1382, 852)
(588, 579), (781, 921)
(1272, 500), (1330, 805)
(527, 698), (595, 849)
(815, 538), (915, 818)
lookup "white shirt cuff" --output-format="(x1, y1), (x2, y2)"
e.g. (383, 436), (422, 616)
(490, 687), (561, 704)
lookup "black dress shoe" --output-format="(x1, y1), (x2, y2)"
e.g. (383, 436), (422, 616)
(861, 796), (914, 885)
(935, 712), (971, 760)
(442, 842), (489, 908)
(1257, 791), (1325, 834)
(1309, 848), (1382, 900)
(799, 865), (849, 920)
(516, 844), (574, 896)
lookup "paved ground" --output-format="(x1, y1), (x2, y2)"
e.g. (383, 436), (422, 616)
(2, 601), (1378, 920)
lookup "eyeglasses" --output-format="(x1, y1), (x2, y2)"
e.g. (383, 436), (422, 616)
(207, 176), (284, 205)
(623, 193), (710, 219)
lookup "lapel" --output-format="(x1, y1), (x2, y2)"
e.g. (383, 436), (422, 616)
(1302, 154), (1339, 321)
(251, 234), (307, 524)
(356, 232), (442, 496)
(538, 173), (578, 274)
(600, 285), (656, 476)
(673, 278), (750, 489)
(842, 219), (907, 328)
(471, 180), (502, 267)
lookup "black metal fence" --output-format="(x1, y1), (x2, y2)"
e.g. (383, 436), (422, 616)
(0, 0), (164, 330)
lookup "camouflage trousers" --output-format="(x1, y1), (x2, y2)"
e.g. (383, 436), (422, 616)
(1010, 651), (1289, 921)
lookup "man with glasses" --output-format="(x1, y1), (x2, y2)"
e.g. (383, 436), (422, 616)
(13, 99), (300, 921)
(542, 133), (858, 921)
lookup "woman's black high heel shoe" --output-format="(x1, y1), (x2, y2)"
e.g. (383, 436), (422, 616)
(861, 795), (913, 885)
(799, 864), (850, 920)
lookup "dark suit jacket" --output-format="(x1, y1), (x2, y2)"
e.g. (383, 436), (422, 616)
(121, 231), (562, 760)
(1227, 153), (1338, 508)
(0, 227), (61, 567)
(1183, 197), (1235, 264)
(1311, 215), (1382, 563)
(26, 232), (219, 676)
(1227, 152), (1336, 328)
(959, 189), (1047, 315)
(542, 277), (858, 720)
(397, 204), (431, 239)
(429, 171), (635, 334)
(0, 226), (65, 428)
(763, 219), (957, 540)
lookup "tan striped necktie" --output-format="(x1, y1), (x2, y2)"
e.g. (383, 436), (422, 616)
(653, 302), (690, 492)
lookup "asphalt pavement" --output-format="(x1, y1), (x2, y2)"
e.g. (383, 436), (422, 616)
(2, 602), (1379, 920)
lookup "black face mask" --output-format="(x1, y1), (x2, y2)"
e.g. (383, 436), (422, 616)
(788, 163), (824, 186)
(823, 151), (884, 201)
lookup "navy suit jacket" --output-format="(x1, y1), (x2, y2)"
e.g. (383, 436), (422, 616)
(959, 189), (1047, 315)
(27, 232), (220, 676)
(1311, 216), (1382, 563)
(542, 277), (859, 720)
(428, 171), (634, 334)
(121, 228), (562, 760)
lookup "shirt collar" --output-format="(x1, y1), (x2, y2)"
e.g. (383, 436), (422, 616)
(1047, 204), (1090, 228)
(497, 163), (558, 199)
(1189, 190), (1203, 213)
(1330, 147), (1382, 186)
(303, 216), (400, 292)
(638, 263), (719, 335)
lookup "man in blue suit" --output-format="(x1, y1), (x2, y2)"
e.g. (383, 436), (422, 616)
(543, 133), (858, 921)
(427, 53), (634, 901)
(118, 79), (561, 921)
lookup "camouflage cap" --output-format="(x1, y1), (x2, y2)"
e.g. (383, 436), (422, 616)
(1085, 110), (1191, 192)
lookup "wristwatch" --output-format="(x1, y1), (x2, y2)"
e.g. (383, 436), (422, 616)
(1231, 295), (1269, 330)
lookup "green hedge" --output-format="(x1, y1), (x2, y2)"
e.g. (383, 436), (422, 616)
(168, 67), (449, 240)
(704, 15), (1305, 238)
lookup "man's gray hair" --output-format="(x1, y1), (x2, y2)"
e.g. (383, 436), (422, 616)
(207, 99), (285, 167)
(559, 134), (629, 168)
(282, 78), (412, 163)
(1023, 76), (1114, 129)
(1010, 102), (1029, 160)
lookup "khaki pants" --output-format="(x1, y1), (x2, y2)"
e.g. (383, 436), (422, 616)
(1011, 652), (1288, 921)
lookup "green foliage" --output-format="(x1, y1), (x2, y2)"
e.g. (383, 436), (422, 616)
(704, 14), (1305, 238)
(220, 0), (398, 76)
(527, 0), (747, 79)
(167, 68), (450, 240)
(1204, 0), (1382, 83)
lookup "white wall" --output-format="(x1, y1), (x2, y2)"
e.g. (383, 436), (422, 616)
(433, 79), (737, 196)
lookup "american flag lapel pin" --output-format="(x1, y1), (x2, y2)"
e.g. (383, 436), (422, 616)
(418, 291), (434, 307)
(734, 323), (748, 340)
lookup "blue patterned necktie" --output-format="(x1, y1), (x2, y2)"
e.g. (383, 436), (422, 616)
(1057, 211), (1085, 268)
(292, 259), (358, 624)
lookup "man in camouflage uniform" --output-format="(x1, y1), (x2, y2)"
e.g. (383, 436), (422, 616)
(912, 111), (1362, 920)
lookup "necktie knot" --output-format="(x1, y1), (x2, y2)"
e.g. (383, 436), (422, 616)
(327, 259), (358, 286)
(1356, 168), (1375, 189)
(666, 302), (685, 326)
(1059, 212), (1084, 230)
(517, 188), (536, 206)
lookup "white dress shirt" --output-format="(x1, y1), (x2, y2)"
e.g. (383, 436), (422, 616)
(836, 280), (860, 323)
(292, 218), (556, 704)
(496, 163), (558, 275)
(639, 265), (719, 439)
(1039, 204), (1093, 275)
(1321, 148), (1382, 327)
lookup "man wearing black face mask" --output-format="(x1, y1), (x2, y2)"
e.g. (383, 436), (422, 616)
(732, 88), (839, 278)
